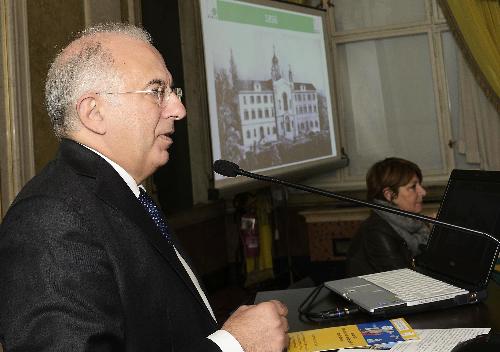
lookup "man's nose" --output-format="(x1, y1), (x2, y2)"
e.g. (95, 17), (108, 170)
(163, 95), (186, 120)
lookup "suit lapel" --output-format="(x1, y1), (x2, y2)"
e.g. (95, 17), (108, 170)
(58, 140), (211, 314)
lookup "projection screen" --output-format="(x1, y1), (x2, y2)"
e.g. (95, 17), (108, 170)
(199, 0), (341, 191)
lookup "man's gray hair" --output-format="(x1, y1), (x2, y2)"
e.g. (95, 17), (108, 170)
(45, 23), (152, 138)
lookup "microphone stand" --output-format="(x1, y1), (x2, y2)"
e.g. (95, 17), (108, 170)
(233, 168), (498, 243)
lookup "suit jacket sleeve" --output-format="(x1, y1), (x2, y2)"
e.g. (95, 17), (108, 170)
(0, 195), (125, 351)
(0, 196), (222, 352)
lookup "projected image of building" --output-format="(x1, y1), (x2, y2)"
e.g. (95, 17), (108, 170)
(237, 51), (320, 152)
(214, 48), (331, 170)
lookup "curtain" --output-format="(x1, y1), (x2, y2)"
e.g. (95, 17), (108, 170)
(439, 0), (500, 112)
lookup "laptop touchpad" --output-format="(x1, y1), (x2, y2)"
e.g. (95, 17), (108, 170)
(325, 277), (405, 312)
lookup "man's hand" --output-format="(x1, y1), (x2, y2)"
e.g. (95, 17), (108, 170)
(222, 300), (289, 352)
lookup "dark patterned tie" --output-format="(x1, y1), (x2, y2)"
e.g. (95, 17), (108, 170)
(138, 188), (171, 243)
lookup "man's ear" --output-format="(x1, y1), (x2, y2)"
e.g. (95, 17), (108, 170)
(383, 187), (396, 202)
(76, 95), (106, 135)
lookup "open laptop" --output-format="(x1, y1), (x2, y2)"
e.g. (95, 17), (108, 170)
(325, 169), (500, 317)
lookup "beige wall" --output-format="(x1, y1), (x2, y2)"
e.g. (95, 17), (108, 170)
(28, 0), (86, 172)
(0, 0), (139, 218)
(28, 0), (135, 172)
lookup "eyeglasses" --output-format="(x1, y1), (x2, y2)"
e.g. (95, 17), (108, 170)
(97, 86), (183, 107)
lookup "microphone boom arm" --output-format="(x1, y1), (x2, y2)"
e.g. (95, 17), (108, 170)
(235, 168), (498, 243)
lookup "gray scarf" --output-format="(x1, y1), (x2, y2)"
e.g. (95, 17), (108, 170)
(373, 199), (430, 256)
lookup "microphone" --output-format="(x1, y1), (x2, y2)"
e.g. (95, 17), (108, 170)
(213, 159), (499, 244)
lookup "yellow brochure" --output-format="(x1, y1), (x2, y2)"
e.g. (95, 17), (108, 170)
(288, 317), (419, 352)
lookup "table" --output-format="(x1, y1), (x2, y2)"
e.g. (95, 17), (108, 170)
(255, 282), (500, 333)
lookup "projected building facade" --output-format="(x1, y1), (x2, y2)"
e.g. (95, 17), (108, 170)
(237, 52), (320, 151)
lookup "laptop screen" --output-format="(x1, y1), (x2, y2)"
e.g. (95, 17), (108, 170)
(420, 169), (500, 290)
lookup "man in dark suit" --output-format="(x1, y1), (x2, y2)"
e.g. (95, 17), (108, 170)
(0, 23), (288, 352)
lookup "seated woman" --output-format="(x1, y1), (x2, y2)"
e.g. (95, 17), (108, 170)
(346, 157), (431, 276)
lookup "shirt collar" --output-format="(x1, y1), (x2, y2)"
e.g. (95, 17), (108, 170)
(80, 143), (143, 198)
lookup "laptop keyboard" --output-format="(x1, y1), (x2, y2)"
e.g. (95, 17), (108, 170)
(361, 269), (469, 306)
